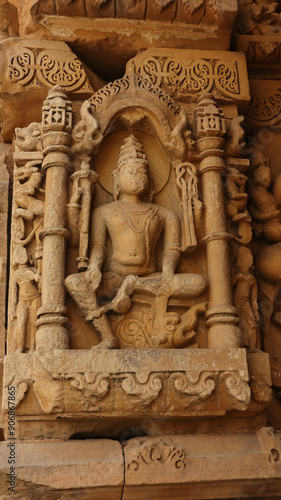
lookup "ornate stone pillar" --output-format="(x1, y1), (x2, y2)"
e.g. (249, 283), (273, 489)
(194, 94), (240, 349)
(36, 86), (72, 350)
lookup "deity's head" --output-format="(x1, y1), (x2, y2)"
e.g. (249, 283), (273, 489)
(13, 246), (29, 267)
(113, 135), (153, 201)
(236, 246), (254, 273)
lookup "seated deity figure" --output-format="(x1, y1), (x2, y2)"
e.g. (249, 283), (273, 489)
(66, 135), (206, 349)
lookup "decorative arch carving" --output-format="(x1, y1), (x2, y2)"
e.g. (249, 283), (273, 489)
(82, 72), (188, 159)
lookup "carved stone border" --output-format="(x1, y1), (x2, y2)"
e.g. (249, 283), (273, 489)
(127, 48), (250, 105)
(3, 348), (251, 438)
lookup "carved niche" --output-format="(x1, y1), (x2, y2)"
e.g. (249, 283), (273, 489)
(3, 53), (272, 439)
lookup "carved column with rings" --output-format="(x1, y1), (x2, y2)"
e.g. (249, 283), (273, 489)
(194, 94), (241, 349)
(36, 86), (72, 350)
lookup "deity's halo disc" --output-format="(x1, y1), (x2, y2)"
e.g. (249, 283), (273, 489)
(94, 130), (171, 196)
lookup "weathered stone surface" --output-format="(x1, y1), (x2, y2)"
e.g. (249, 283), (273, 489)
(0, 439), (124, 499)
(1, 0), (281, 495)
(38, 18), (237, 81)
(127, 48), (251, 108)
(2, 348), (253, 439)
(0, 144), (10, 360)
(123, 428), (281, 499)
(0, 38), (105, 141)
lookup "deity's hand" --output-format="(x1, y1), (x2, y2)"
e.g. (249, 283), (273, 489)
(85, 263), (102, 290)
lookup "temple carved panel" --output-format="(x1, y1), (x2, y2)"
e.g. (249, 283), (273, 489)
(1, 47), (273, 441)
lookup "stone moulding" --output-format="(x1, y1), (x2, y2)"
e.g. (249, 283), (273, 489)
(236, 34), (281, 66)
(127, 48), (250, 106)
(5, 40), (95, 94)
(34, 0), (237, 26)
(245, 79), (281, 129)
(2, 348), (251, 438)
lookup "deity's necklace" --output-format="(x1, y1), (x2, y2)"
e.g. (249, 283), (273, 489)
(113, 201), (158, 234)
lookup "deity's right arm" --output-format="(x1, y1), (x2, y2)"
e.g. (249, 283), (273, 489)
(89, 205), (107, 270)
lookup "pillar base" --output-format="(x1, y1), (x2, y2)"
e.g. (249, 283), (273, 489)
(36, 325), (69, 350)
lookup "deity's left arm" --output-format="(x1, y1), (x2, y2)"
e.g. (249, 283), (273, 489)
(162, 209), (181, 276)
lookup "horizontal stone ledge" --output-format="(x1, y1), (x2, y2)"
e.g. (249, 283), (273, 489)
(2, 348), (252, 422)
(4, 347), (249, 377)
(0, 428), (281, 499)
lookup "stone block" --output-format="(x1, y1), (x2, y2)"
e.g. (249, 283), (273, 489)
(123, 428), (281, 499)
(2, 348), (252, 439)
(0, 439), (124, 499)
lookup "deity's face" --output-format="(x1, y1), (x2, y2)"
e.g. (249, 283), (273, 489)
(117, 161), (149, 197)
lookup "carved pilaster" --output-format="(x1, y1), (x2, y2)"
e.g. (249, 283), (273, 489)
(36, 86), (72, 350)
(194, 94), (240, 349)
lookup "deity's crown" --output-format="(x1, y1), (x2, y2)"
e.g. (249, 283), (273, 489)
(117, 135), (148, 170)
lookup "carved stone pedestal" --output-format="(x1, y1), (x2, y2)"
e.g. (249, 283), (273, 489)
(3, 348), (252, 440)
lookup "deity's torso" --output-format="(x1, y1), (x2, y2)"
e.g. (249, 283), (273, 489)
(91, 201), (179, 275)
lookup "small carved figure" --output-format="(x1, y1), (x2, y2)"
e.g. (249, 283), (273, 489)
(225, 116), (246, 157)
(11, 246), (41, 352)
(226, 166), (248, 222)
(15, 122), (42, 152)
(234, 246), (259, 351)
(13, 162), (44, 254)
(66, 135), (206, 348)
(14, 163), (44, 221)
(247, 153), (281, 242)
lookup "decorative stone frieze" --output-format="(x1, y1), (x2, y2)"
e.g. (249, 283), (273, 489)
(3, 348), (250, 439)
(127, 48), (250, 106)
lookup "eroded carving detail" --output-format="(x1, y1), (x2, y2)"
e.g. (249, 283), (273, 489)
(173, 371), (217, 406)
(121, 373), (163, 408)
(9, 46), (91, 92)
(246, 89), (281, 127)
(234, 247), (259, 351)
(128, 440), (186, 471)
(221, 371), (251, 409)
(130, 55), (240, 101)
(69, 373), (110, 400)
(237, 0), (281, 36)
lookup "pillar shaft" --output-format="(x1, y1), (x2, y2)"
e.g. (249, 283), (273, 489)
(36, 87), (72, 350)
(194, 94), (241, 349)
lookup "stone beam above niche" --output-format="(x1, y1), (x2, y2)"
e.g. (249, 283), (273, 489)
(34, 0), (237, 26)
(127, 48), (251, 109)
(5, 1), (238, 80)
(0, 38), (105, 142)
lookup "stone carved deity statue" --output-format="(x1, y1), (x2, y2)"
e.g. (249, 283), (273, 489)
(66, 135), (206, 349)
(247, 153), (281, 242)
(233, 246), (259, 351)
(10, 246), (41, 352)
